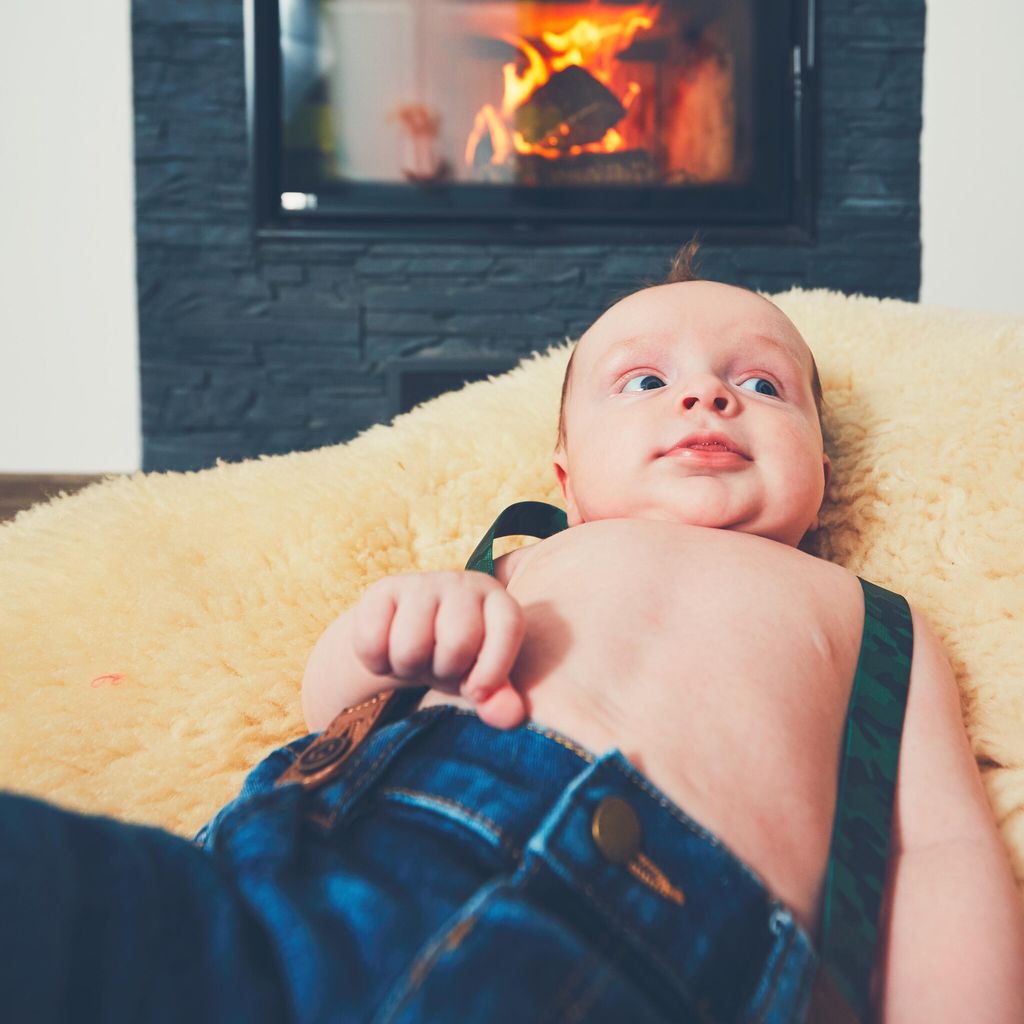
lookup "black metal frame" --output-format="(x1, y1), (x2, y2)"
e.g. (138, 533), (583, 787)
(246, 0), (816, 244)
(385, 356), (521, 417)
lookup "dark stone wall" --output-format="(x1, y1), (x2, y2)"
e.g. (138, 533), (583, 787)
(133, 0), (924, 471)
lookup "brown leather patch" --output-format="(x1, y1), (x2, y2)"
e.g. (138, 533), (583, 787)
(275, 691), (401, 791)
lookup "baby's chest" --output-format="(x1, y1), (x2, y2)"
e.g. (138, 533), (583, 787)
(509, 526), (864, 721)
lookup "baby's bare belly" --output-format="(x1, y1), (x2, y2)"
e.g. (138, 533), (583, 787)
(419, 520), (865, 941)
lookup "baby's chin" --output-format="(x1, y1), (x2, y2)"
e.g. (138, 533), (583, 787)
(618, 496), (754, 527)
(575, 504), (801, 545)
(577, 506), (748, 531)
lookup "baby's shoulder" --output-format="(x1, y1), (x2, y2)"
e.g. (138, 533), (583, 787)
(492, 541), (540, 587)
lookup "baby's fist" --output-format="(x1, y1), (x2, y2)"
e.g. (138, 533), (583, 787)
(351, 570), (527, 729)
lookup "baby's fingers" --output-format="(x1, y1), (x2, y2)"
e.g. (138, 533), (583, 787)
(387, 585), (441, 680)
(461, 588), (524, 703)
(351, 582), (399, 676)
(432, 586), (485, 684)
(474, 683), (527, 731)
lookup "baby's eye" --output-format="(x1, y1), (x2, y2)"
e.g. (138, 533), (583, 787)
(739, 376), (780, 397)
(622, 373), (666, 393)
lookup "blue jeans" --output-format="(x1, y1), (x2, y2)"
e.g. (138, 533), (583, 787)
(1, 706), (819, 1022)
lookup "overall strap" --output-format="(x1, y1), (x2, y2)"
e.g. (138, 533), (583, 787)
(464, 501), (569, 575)
(817, 577), (914, 1021)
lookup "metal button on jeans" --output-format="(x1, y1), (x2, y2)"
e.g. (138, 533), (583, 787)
(591, 796), (641, 864)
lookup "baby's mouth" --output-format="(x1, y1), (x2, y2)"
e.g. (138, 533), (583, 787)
(666, 432), (752, 460)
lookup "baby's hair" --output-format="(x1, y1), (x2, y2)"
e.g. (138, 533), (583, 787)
(664, 236), (703, 285)
(555, 237), (825, 451)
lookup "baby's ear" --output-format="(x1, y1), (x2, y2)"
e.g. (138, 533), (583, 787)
(552, 453), (581, 525)
(553, 452), (570, 502)
(809, 453), (833, 531)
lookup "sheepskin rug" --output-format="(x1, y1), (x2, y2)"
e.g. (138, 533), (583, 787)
(1, 287), (1021, 901)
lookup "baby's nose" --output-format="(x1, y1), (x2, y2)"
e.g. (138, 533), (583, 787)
(679, 375), (733, 412)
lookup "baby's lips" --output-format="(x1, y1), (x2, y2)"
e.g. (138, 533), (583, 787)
(667, 431), (751, 459)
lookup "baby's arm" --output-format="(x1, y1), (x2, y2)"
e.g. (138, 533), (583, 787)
(869, 607), (1024, 1022)
(301, 570), (526, 734)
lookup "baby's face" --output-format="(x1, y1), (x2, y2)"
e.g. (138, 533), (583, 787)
(553, 280), (831, 548)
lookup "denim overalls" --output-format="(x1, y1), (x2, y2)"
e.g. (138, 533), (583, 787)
(0, 502), (913, 1023)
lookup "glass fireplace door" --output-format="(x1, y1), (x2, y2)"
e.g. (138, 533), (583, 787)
(262, 0), (807, 235)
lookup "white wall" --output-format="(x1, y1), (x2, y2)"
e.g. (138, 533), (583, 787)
(0, 2), (1019, 472)
(0, 0), (140, 473)
(920, 0), (1024, 313)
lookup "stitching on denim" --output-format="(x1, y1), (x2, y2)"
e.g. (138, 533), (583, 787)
(746, 915), (795, 1024)
(548, 943), (616, 1024)
(525, 771), (730, 1023)
(537, 839), (712, 1019)
(523, 852), (713, 1024)
(540, 898), (624, 1024)
(608, 757), (732, 846)
(525, 723), (595, 763)
(768, 925), (797, 1018)
(563, 978), (611, 1023)
(313, 709), (449, 830)
(550, 902), (660, 1024)
(391, 905), (487, 1007)
(377, 786), (522, 860)
(792, 954), (820, 1024)
(606, 757), (778, 896)
(443, 706), (596, 763)
(316, 731), (415, 828)
(602, 756), (814, 1017)
(439, 913), (476, 953)
(534, 794), (765, 1024)
(378, 859), (544, 1023)
(628, 852), (686, 905)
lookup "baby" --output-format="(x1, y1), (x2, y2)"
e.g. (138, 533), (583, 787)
(300, 250), (1024, 1021)
(4, 249), (1022, 1024)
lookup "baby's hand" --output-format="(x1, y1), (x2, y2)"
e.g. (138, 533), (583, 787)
(351, 571), (527, 729)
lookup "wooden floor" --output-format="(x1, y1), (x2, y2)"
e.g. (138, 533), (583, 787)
(0, 474), (110, 524)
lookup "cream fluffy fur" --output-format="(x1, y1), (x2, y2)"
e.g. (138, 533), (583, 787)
(1, 288), (1021, 898)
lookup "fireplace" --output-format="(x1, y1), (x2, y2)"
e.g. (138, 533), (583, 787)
(134, 0), (923, 472)
(252, 0), (814, 240)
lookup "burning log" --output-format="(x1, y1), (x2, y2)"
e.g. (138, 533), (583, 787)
(515, 149), (657, 186)
(514, 64), (626, 150)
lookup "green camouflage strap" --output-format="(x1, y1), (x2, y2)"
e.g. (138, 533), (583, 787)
(464, 500), (568, 574)
(818, 578), (914, 1021)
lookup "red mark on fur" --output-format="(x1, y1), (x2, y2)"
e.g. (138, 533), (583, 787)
(90, 674), (124, 688)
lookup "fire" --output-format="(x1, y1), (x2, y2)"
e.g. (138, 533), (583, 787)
(544, 11), (654, 78)
(465, 4), (659, 170)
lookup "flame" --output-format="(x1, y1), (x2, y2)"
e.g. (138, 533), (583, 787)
(466, 4), (659, 170)
(544, 11), (654, 80)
